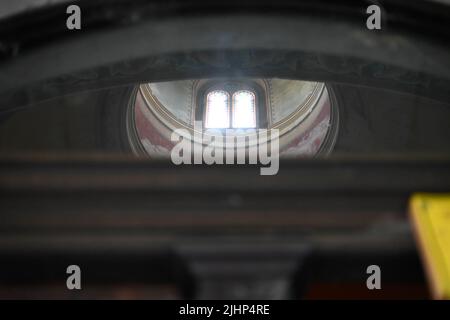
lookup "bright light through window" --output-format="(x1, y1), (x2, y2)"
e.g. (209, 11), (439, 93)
(205, 89), (257, 129)
(205, 90), (229, 128)
(232, 90), (256, 128)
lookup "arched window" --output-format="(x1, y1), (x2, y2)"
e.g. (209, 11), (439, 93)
(204, 87), (257, 129)
(232, 90), (256, 128)
(205, 90), (230, 129)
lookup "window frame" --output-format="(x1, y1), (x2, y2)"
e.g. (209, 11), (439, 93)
(196, 80), (268, 130)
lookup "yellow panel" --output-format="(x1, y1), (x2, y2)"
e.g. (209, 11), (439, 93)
(410, 193), (450, 300)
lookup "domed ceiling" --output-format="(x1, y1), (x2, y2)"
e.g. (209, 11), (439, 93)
(128, 78), (338, 158)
